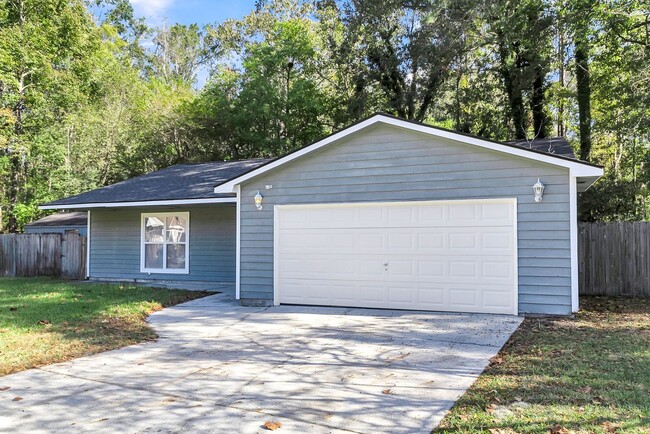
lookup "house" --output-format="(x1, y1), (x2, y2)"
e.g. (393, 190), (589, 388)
(41, 114), (603, 316)
(25, 212), (88, 236)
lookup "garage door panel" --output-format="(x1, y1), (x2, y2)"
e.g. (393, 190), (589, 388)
(279, 227), (515, 256)
(280, 254), (514, 284)
(449, 288), (477, 307)
(449, 261), (478, 278)
(481, 202), (515, 223)
(418, 260), (445, 277)
(281, 281), (330, 303)
(359, 284), (388, 302)
(448, 203), (478, 221)
(417, 286), (445, 305)
(278, 202), (515, 230)
(276, 200), (517, 314)
(483, 290), (515, 308)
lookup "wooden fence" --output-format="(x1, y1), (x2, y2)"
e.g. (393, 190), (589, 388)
(0, 233), (86, 279)
(579, 222), (650, 297)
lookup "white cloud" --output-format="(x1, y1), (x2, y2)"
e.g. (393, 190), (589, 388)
(131, 0), (175, 17)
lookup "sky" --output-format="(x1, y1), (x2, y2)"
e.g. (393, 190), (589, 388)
(127, 0), (258, 87)
(130, 0), (257, 26)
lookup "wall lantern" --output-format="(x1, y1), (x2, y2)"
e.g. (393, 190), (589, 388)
(254, 191), (263, 210)
(532, 178), (545, 203)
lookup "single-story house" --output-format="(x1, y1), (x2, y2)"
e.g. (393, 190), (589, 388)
(41, 114), (603, 316)
(25, 212), (88, 236)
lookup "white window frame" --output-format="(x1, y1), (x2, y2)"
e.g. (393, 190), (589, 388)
(140, 211), (190, 274)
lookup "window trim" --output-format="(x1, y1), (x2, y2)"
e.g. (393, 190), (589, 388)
(140, 211), (190, 274)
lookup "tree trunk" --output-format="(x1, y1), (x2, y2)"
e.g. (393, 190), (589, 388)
(575, 38), (592, 161)
(531, 65), (548, 138)
(498, 37), (527, 139)
(502, 66), (526, 139)
(557, 21), (566, 137)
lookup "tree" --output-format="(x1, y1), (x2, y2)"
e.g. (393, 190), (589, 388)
(188, 16), (329, 159)
(569, 0), (595, 161)
(484, 0), (553, 139)
(0, 0), (103, 231)
(334, 0), (479, 121)
(150, 23), (212, 86)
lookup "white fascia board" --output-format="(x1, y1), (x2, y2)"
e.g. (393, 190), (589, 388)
(235, 185), (241, 300)
(213, 114), (604, 193)
(39, 197), (236, 210)
(86, 210), (91, 279)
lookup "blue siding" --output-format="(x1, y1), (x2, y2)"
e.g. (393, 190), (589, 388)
(239, 124), (573, 315)
(90, 205), (235, 283)
(25, 226), (87, 236)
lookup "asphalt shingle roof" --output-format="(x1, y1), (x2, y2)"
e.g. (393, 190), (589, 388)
(44, 159), (270, 207)
(42, 130), (579, 209)
(25, 212), (88, 227)
(506, 137), (576, 159)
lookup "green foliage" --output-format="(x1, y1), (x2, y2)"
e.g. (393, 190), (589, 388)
(579, 175), (649, 221)
(186, 17), (328, 159)
(0, 0), (647, 227)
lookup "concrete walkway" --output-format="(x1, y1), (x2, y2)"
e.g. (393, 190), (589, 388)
(0, 294), (522, 433)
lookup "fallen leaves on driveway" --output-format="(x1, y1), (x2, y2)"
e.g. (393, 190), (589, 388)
(382, 389), (393, 395)
(12, 396), (22, 401)
(0, 386), (10, 391)
(263, 421), (282, 431)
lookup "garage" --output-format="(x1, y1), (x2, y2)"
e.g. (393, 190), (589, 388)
(274, 199), (518, 315)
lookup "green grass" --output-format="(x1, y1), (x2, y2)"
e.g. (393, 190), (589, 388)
(0, 278), (211, 376)
(436, 297), (650, 433)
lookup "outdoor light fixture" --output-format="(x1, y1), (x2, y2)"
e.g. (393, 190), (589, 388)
(254, 191), (263, 210)
(532, 178), (545, 203)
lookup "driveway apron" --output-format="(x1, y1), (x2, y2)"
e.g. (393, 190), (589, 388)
(0, 293), (522, 433)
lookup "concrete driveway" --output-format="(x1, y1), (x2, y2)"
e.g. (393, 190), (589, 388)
(0, 293), (522, 433)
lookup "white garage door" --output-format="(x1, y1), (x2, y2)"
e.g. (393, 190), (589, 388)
(274, 199), (518, 315)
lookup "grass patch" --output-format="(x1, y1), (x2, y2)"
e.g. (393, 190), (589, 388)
(0, 278), (211, 376)
(436, 297), (650, 434)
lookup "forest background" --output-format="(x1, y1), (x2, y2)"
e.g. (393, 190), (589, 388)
(1, 0), (648, 231)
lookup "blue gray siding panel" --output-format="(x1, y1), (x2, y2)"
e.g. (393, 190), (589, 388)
(25, 226), (87, 236)
(90, 205), (235, 283)
(239, 124), (572, 315)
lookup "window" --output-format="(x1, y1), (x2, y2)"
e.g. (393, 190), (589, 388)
(141, 212), (189, 274)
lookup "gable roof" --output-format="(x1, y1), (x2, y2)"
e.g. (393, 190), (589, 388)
(41, 159), (270, 210)
(506, 137), (576, 159)
(213, 113), (603, 194)
(26, 212), (88, 227)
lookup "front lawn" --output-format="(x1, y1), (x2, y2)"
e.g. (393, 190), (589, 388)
(0, 278), (211, 376)
(437, 297), (650, 433)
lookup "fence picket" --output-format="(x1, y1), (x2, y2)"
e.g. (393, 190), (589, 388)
(579, 222), (650, 297)
(0, 233), (86, 280)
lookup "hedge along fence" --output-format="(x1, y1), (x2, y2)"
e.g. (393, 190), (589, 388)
(579, 222), (650, 297)
(0, 233), (86, 280)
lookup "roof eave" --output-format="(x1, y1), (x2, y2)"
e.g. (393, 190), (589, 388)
(213, 114), (604, 193)
(39, 196), (237, 210)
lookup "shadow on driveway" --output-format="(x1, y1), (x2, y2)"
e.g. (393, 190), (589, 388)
(0, 294), (522, 433)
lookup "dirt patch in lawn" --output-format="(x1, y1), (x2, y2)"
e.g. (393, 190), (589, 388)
(436, 297), (650, 433)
